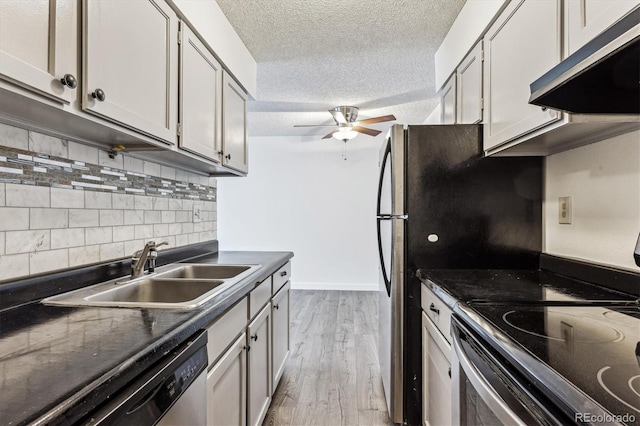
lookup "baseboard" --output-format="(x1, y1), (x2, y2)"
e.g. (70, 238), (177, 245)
(290, 281), (378, 291)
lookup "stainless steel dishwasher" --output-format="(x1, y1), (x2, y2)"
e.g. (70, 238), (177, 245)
(85, 330), (208, 425)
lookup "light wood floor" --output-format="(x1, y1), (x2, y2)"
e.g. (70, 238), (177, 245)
(263, 290), (394, 426)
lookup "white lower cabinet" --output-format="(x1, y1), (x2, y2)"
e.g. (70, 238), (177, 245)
(271, 281), (290, 391)
(422, 311), (452, 426)
(206, 333), (247, 426)
(247, 303), (271, 426)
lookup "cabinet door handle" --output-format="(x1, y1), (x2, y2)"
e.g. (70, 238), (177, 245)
(225, 154), (231, 160)
(245, 345), (250, 352)
(91, 88), (106, 102)
(60, 74), (77, 89)
(280, 271), (287, 277)
(251, 334), (258, 341)
(274, 304), (279, 310)
(429, 303), (440, 315)
(217, 150), (223, 156)
(448, 367), (451, 378)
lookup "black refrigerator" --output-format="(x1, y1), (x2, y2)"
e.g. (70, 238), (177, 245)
(376, 124), (542, 425)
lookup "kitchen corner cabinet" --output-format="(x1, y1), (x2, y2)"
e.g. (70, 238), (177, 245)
(0, 0), (77, 104)
(207, 333), (247, 425)
(440, 76), (456, 125)
(179, 22), (223, 163)
(222, 71), (249, 173)
(272, 281), (291, 391)
(566, 0), (639, 55)
(247, 303), (271, 426)
(82, 0), (178, 144)
(483, 0), (562, 151)
(456, 41), (483, 125)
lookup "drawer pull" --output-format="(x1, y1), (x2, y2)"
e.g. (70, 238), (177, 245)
(280, 271), (288, 277)
(429, 303), (440, 315)
(251, 334), (258, 342)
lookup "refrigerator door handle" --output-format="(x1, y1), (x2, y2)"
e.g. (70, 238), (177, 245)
(377, 215), (408, 220)
(376, 217), (391, 297)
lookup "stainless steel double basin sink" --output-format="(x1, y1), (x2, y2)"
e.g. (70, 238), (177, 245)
(42, 264), (261, 309)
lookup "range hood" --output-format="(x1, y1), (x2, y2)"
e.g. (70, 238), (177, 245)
(529, 6), (640, 114)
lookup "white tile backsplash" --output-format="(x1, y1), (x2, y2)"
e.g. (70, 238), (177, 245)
(6, 184), (50, 207)
(99, 210), (124, 226)
(85, 227), (112, 245)
(0, 207), (30, 231)
(69, 209), (99, 228)
(0, 123), (217, 281)
(50, 228), (85, 249)
(30, 208), (68, 229)
(0, 253), (29, 281)
(85, 191), (112, 209)
(5, 230), (50, 254)
(68, 141), (99, 165)
(69, 245), (100, 267)
(28, 131), (68, 158)
(30, 249), (69, 274)
(51, 188), (84, 209)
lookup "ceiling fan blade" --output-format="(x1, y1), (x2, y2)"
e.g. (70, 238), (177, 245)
(293, 124), (337, 127)
(329, 109), (348, 125)
(322, 130), (337, 139)
(355, 114), (397, 125)
(352, 126), (382, 137)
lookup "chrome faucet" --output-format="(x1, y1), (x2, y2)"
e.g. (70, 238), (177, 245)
(131, 241), (169, 278)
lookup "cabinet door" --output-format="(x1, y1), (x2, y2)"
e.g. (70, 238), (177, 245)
(222, 71), (248, 173)
(271, 282), (290, 392)
(440, 76), (456, 124)
(207, 333), (247, 426)
(483, 0), (562, 151)
(0, 0), (77, 103)
(247, 304), (271, 426)
(566, 0), (639, 55)
(83, 0), (178, 144)
(456, 41), (483, 125)
(179, 22), (223, 162)
(422, 312), (452, 426)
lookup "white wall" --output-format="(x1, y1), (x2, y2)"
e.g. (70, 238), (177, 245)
(218, 136), (382, 290)
(544, 130), (640, 272)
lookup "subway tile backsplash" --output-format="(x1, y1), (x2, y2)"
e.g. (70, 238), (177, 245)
(0, 123), (217, 282)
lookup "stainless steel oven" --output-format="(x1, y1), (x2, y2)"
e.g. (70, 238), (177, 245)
(451, 316), (566, 426)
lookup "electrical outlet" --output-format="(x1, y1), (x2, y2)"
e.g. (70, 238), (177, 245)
(193, 204), (203, 223)
(558, 196), (572, 224)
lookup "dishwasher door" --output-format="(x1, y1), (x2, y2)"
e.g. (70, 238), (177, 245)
(86, 330), (208, 425)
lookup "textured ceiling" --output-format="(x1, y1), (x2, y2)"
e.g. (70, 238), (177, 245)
(215, 0), (466, 138)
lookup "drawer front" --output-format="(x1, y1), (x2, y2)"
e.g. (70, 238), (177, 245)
(207, 297), (248, 368)
(421, 284), (453, 342)
(271, 262), (291, 295)
(250, 276), (272, 320)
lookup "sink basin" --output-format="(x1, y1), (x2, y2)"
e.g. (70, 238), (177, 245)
(156, 265), (251, 280)
(85, 278), (226, 304)
(42, 263), (262, 309)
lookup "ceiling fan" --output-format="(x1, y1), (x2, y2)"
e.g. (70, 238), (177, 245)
(294, 106), (396, 141)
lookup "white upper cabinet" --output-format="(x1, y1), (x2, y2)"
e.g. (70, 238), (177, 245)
(222, 71), (249, 173)
(0, 0), (77, 103)
(483, 0), (562, 151)
(440, 76), (456, 124)
(179, 22), (223, 162)
(456, 41), (483, 125)
(566, 0), (639, 55)
(82, 0), (178, 144)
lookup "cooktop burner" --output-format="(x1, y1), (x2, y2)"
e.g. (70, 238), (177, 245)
(466, 304), (640, 424)
(502, 309), (624, 343)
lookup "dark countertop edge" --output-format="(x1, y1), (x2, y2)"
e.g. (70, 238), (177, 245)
(26, 248), (293, 426)
(0, 241), (220, 312)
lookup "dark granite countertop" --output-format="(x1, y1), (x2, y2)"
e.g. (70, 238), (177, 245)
(417, 267), (638, 310)
(0, 250), (293, 426)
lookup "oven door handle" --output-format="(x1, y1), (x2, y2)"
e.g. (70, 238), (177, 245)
(452, 330), (527, 426)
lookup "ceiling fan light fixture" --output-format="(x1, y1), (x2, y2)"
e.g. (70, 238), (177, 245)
(332, 127), (359, 141)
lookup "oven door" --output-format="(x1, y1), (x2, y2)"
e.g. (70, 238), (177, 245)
(451, 317), (564, 426)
